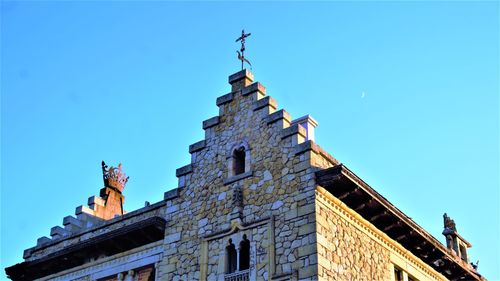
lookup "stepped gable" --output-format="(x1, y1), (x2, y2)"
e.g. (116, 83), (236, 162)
(5, 68), (485, 281)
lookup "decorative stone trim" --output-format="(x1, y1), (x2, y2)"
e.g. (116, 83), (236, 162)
(216, 92), (234, 106)
(229, 69), (254, 84)
(189, 140), (206, 153)
(252, 96), (277, 111)
(315, 186), (448, 281)
(265, 109), (291, 125)
(224, 171), (253, 185)
(175, 164), (193, 177)
(242, 82), (265, 96)
(281, 124), (306, 139)
(202, 116), (220, 129)
(164, 187), (181, 200)
(202, 216), (269, 241)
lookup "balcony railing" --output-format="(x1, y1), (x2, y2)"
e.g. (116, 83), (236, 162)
(224, 269), (250, 281)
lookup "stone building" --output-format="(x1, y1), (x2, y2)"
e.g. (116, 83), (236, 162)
(5, 69), (486, 281)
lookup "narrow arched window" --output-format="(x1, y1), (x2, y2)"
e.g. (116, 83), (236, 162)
(226, 239), (237, 274)
(232, 147), (246, 175)
(239, 234), (250, 270)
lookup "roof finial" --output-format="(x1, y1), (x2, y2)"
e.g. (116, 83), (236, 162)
(236, 29), (252, 70)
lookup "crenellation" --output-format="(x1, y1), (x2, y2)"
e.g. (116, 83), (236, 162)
(50, 226), (70, 239)
(252, 96), (277, 113)
(189, 140), (206, 154)
(242, 81), (266, 96)
(175, 164), (193, 177)
(216, 92), (234, 106)
(202, 116), (220, 130)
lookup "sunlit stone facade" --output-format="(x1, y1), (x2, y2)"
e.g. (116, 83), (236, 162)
(5, 70), (485, 281)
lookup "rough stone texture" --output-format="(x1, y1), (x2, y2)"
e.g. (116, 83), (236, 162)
(13, 69), (454, 281)
(315, 194), (391, 280)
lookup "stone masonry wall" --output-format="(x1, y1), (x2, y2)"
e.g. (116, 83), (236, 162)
(315, 190), (392, 280)
(156, 70), (323, 281)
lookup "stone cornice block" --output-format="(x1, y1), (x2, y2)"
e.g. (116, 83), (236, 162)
(266, 109), (291, 125)
(228, 69), (254, 84)
(36, 236), (51, 247)
(63, 216), (83, 228)
(202, 116), (220, 129)
(252, 96), (277, 111)
(88, 196), (105, 207)
(50, 226), (69, 237)
(281, 124), (307, 139)
(216, 92), (234, 106)
(294, 140), (320, 155)
(242, 82), (266, 96)
(176, 164), (193, 177)
(75, 205), (95, 216)
(189, 140), (206, 154)
(164, 187), (181, 200)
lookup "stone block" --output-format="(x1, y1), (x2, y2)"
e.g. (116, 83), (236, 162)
(63, 215), (83, 228)
(242, 82), (266, 96)
(87, 196), (105, 208)
(298, 265), (317, 279)
(164, 188), (180, 200)
(36, 236), (51, 246)
(281, 124), (306, 139)
(165, 232), (181, 244)
(298, 204), (315, 217)
(252, 96), (277, 111)
(294, 140), (319, 155)
(223, 171), (253, 185)
(298, 222), (316, 236)
(50, 226), (69, 238)
(189, 140), (206, 154)
(216, 92), (234, 106)
(202, 116), (220, 130)
(265, 109), (291, 125)
(228, 69), (254, 84)
(176, 164), (192, 177)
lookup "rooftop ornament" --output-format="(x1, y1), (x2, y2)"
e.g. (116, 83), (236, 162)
(236, 29), (252, 70)
(101, 161), (129, 193)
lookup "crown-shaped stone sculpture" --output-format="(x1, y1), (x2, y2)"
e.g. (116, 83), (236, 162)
(101, 161), (129, 193)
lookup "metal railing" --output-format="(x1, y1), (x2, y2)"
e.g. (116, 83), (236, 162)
(224, 269), (250, 281)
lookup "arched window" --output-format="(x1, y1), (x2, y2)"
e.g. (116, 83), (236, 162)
(226, 239), (237, 274)
(239, 234), (250, 270)
(232, 147), (246, 176)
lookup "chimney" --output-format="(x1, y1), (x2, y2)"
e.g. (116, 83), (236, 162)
(93, 161), (129, 220)
(442, 213), (472, 264)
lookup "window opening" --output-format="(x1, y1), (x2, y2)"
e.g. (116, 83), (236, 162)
(233, 147), (246, 175)
(239, 234), (250, 270)
(226, 239), (237, 274)
(394, 267), (403, 281)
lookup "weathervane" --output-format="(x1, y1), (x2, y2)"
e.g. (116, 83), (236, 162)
(236, 29), (252, 70)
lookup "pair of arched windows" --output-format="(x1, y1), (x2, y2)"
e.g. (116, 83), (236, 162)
(225, 235), (250, 274)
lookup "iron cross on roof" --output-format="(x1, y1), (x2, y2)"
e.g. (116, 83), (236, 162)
(236, 29), (251, 70)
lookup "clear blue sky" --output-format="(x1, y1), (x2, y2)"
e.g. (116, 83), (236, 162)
(1, 1), (498, 280)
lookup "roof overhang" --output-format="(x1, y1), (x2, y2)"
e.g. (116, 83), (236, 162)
(315, 164), (483, 281)
(5, 216), (166, 281)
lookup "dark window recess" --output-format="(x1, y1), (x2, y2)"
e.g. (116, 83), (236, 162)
(394, 267), (403, 281)
(239, 234), (250, 270)
(233, 147), (246, 175)
(226, 239), (237, 274)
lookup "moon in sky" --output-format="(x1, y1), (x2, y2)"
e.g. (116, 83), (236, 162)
(361, 91), (366, 98)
